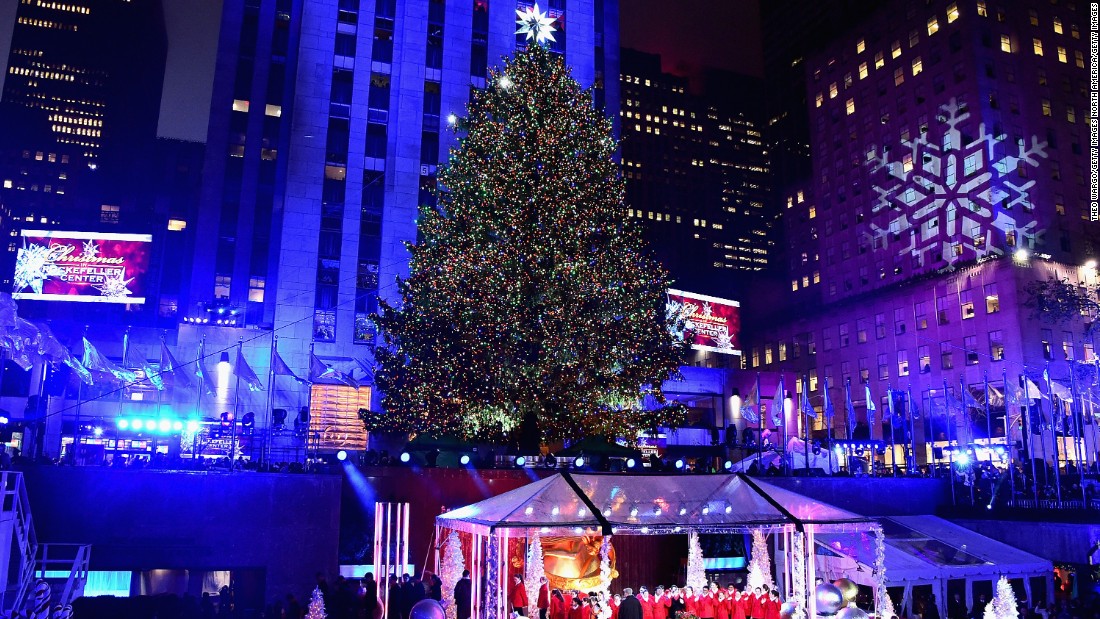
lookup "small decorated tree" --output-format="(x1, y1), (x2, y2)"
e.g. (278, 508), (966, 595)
(598, 537), (613, 597)
(982, 577), (1019, 619)
(686, 532), (707, 592)
(525, 533), (546, 618)
(306, 587), (327, 619)
(745, 530), (775, 592)
(441, 530), (466, 619)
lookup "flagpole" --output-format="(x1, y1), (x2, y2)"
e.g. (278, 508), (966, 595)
(156, 331), (166, 421)
(844, 378), (853, 474)
(1068, 364), (1086, 504)
(119, 326), (130, 419)
(824, 377), (832, 470)
(1019, 374), (1039, 503)
(887, 386), (897, 477)
(960, 375), (975, 504)
(231, 339), (243, 471)
(75, 325), (88, 456)
(757, 373), (763, 469)
(983, 374), (993, 464)
(803, 375), (810, 474)
(943, 378), (955, 505)
(1003, 368), (1016, 503)
(1042, 366), (1062, 503)
(196, 336), (205, 461)
(779, 374), (787, 475)
(306, 342), (316, 469)
(907, 385), (917, 474)
(266, 335), (278, 467)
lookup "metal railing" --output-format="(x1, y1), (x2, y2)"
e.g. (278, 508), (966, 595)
(1005, 498), (1100, 510)
(35, 544), (91, 608)
(0, 471), (38, 617)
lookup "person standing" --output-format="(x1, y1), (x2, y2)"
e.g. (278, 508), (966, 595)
(667, 587), (684, 619)
(364, 574), (379, 619)
(748, 588), (765, 619)
(609, 594), (621, 619)
(638, 588), (653, 619)
(618, 589), (643, 619)
(454, 570), (472, 619)
(538, 578), (551, 619)
(697, 584), (716, 619)
(683, 587), (699, 618)
(511, 575), (530, 616)
(763, 591), (781, 619)
(653, 587), (671, 619)
(569, 597), (586, 619)
(551, 590), (567, 619)
(729, 590), (745, 619)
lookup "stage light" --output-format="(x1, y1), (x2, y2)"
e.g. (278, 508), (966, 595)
(498, 75), (513, 89)
(573, 456), (585, 468)
(399, 452), (411, 463)
(515, 456), (526, 467)
(653, 506), (662, 516)
(625, 458), (636, 469)
(525, 507), (534, 516)
(602, 508), (611, 517)
(674, 459), (684, 469)
(1085, 259), (1097, 270)
(573, 527), (583, 534)
(131, 419), (143, 430)
(679, 507), (687, 516)
(725, 505), (732, 514)
(551, 506), (560, 516)
(186, 420), (200, 432)
(702, 506), (710, 515)
(1013, 248), (1029, 262)
(460, 454), (471, 465)
(956, 453), (971, 466)
(986, 503), (993, 510)
(629, 507), (639, 517)
(447, 113), (457, 125)
(337, 450), (348, 462)
(93, 427), (103, 437)
(217, 351), (231, 375)
(117, 419), (130, 430)
(172, 421), (183, 431)
(723, 460), (733, 471)
(158, 419), (172, 433)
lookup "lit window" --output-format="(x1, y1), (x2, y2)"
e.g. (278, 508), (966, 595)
(248, 278), (265, 303)
(815, 93), (823, 107)
(168, 219), (186, 232)
(265, 104), (282, 117)
(325, 165), (346, 180)
(1032, 38), (1043, 55)
(1041, 99), (1051, 116)
(845, 98), (855, 115)
(100, 204), (120, 224)
(984, 283), (999, 313)
(1071, 24), (1079, 39)
(2, 180), (10, 189)
(894, 67), (905, 86)
(927, 17), (939, 35)
(858, 62), (868, 79)
(1028, 9), (1038, 26)
(809, 205), (817, 218)
(1057, 46), (1067, 62)
(875, 52), (884, 69)
(977, 1), (987, 16)
(891, 41), (901, 59)
(232, 99), (250, 113)
(829, 83), (838, 98)
(912, 57), (923, 75)
(1075, 51), (1085, 67)
(1066, 106), (1075, 123)
(1000, 35), (1012, 52)
(946, 3), (958, 22)
(856, 39), (865, 54)
(1053, 16), (1063, 34)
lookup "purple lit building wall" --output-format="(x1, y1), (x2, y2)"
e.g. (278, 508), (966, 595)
(740, 0), (1099, 462)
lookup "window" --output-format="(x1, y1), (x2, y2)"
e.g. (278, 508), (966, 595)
(1066, 106), (1076, 123)
(857, 39), (865, 54)
(940, 342), (953, 369)
(841, 361), (852, 384)
(1042, 329), (1053, 359)
(1042, 99), (1052, 116)
(1000, 35), (1012, 52)
(1032, 38), (1043, 55)
(1063, 332), (1074, 360)
(859, 358), (870, 383)
(964, 336), (979, 365)
(927, 17), (939, 35)
(961, 289), (975, 319)
(829, 83), (838, 98)
(765, 345), (773, 365)
(232, 99), (250, 113)
(878, 353), (890, 380)
(963, 152), (980, 175)
(167, 218), (187, 232)
(937, 295), (951, 324)
(875, 52), (885, 69)
(1075, 50), (1085, 68)
(891, 40), (902, 59)
(912, 57), (923, 75)
(946, 3), (958, 22)
(100, 204), (120, 224)
(859, 62), (868, 79)
(875, 313), (887, 339)
(915, 302), (928, 329)
(248, 277), (265, 303)
(839, 323), (850, 347)
(989, 331), (1004, 360)
(977, 1), (987, 17)
(1029, 9), (1039, 26)
(984, 283), (999, 312)
(215, 275), (231, 300)
(857, 318), (869, 344)
(894, 67), (905, 86)
(778, 341), (787, 362)
(893, 308), (907, 335)
(919, 346), (931, 374)
(1057, 46), (1067, 62)
(846, 98), (855, 115)
(751, 348), (760, 368)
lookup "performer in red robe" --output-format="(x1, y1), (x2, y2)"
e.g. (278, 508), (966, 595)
(638, 588), (653, 619)
(697, 585), (715, 619)
(537, 579), (550, 619)
(511, 576), (530, 615)
(569, 598), (585, 619)
(610, 594), (621, 619)
(714, 591), (729, 619)
(728, 590), (745, 619)
(551, 591), (567, 619)
(762, 592), (781, 619)
(747, 588), (765, 619)
(683, 587), (698, 617)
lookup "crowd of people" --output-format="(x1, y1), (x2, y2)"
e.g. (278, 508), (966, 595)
(506, 576), (785, 619)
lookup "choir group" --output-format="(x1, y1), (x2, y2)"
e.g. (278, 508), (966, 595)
(508, 577), (785, 619)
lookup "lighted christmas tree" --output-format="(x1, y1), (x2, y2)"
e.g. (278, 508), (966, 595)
(686, 532), (707, 592)
(367, 28), (688, 441)
(442, 530), (466, 619)
(745, 530), (774, 592)
(525, 532), (546, 618)
(306, 587), (327, 619)
(982, 577), (1019, 619)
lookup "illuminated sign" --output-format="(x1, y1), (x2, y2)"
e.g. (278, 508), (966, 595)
(666, 289), (741, 355)
(13, 230), (152, 303)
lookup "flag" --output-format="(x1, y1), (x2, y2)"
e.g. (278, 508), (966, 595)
(865, 384), (876, 426)
(960, 384), (980, 408)
(845, 380), (855, 422)
(771, 377), (785, 426)
(823, 377), (835, 419)
(906, 386), (920, 419)
(236, 348), (264, 392)
(887, 388), (903, 429)
(741, 381), (759, 424)
(82, 337), (136, 383)
(126, 345), (164, 391)
(2, 318), (41, 370)
(800, 377), (816, 419)
(160, 341), (193, 388)
(37, 323), (92, 386)
(1022, 376), (1045, 400)
(194, 340), (217, 396)
(272, 348), (308, 385)
(1048, 380), (1073, 402)
(310, 353), (359, 388)
(987, 384), (1005, 407)
(0, 292), (17, 329)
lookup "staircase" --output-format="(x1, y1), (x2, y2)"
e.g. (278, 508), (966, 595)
(0, 471), (90, 617)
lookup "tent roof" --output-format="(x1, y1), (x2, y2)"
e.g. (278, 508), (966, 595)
(436, 473), (871, 536)
(816, 515), (1052, 584)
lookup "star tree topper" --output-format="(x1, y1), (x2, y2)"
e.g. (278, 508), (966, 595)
(516, 3), (557, 44)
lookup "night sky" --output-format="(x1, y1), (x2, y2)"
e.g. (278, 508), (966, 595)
(157, 0), (765, 142)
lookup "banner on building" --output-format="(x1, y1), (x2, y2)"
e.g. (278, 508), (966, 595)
(13, 230), (152, 304)
(666, 289), (741, 355)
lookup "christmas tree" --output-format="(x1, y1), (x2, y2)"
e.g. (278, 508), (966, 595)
(441, 530), (466, 619)
(306, 587), (327, 619)
(745, 530), (775, 592)
(525, 533), (546, 618)
(367, 30), (688, 441)
(982, 577), (1019, 619)
(686, 532), (707, 592)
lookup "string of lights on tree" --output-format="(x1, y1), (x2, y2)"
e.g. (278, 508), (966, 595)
(366, 38), (687, 441)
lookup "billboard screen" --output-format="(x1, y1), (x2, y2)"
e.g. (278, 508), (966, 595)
(13, 230), (152, 304)
(667, 289), (741, 355)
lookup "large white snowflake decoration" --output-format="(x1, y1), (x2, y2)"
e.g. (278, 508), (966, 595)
(13, 243), (64, 294)
(866, 98), (1047, 269)
(516, 3), (557, 44)
(93, 271), (134, 299)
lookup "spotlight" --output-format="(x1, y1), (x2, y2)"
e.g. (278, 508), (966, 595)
(956, 453), (971, 466)
(337, 450), (348, 462)
(544, 454), (557, 468)
(399, 452), (411, 463)
(93, 427), (103, 437)
(241, 412), (255, 429)
(446, 113), (457, 125)
(702, 506), (710, 515)
(131, 419), (143, 431)
(525, 507), (534, 516)
(629, 507), (639, 517)
(460, 454), (471, 465)
(552, 506), (560, 515)
(986, 503), (993, 510)
(1013, 248), (1029, 262)
(498, 75), (513, 89)
(117, 419), (130, 430)
(723, 460), (733, 471)
(172, 421), (183, 431)
(573, 456), (585, 468)
(674, 459), (684, 470)
(679, 507), (687, 515)
(186, 420), (200, 432)
(157, 419), (171, 433)
(515, 455), (527, 467)
(217, 351), (231, 377)
(725, 505), (732, 514)
(653, 506), (662, 516)
(626, 458), (636, 469)
(1085, 259), (1097, 270)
